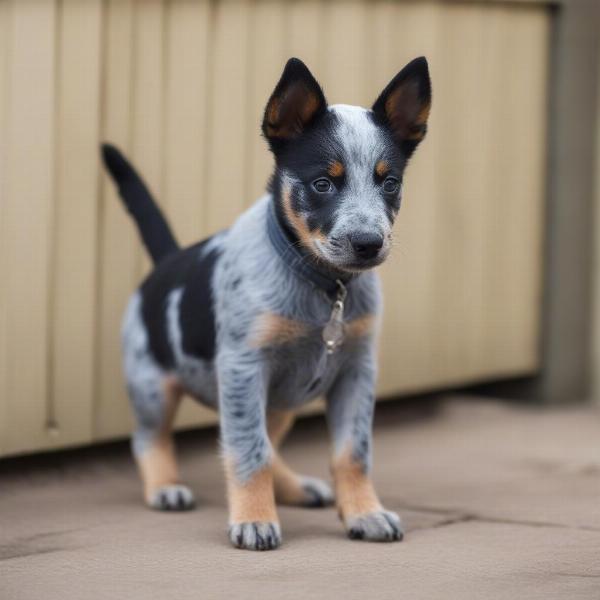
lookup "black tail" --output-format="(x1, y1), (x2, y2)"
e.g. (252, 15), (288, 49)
(101, 144), (179, 264)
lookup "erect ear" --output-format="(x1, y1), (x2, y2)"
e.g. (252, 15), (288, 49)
(262, 58), (327, 148)
(372, 56), (431, 157)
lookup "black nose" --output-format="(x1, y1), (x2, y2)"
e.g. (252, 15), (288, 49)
(348, 232), (384, 260)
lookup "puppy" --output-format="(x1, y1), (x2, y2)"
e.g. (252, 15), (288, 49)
(101, 56), (431, 551)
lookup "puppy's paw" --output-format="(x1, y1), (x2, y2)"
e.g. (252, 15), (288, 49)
(345, 510), (403, 542)
(229, 522), (282, 551)
(300, 476), (335, 508)
(148, 484), (196, 511)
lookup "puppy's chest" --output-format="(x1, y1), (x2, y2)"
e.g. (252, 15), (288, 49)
(266, 332), (343, 409)
(253, 311), (375, 409)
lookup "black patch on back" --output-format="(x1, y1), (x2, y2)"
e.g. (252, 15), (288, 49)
(179, 243), (221, 362)
(139, 235), (223, 369)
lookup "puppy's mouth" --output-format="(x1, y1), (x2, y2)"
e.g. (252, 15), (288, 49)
(341, 255), (387, 271)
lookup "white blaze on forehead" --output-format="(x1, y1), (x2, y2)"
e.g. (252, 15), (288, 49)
(328, 104), (385, 190)
(329, 103), (372, 126)
(327, 105), (393, 238)
(328, 104), (382, 166)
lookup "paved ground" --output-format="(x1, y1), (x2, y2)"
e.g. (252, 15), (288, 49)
(1, 396), (599, 600)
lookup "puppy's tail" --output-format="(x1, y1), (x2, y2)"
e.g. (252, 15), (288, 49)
(101, 143), (179, 264)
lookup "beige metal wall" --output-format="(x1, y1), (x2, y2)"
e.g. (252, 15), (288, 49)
(0, 0), (550, 457)
(593, 34), (600, 405)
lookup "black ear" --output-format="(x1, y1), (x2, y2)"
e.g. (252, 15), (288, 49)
(262, 58), (327, 148)
(372, 57), (431, 158)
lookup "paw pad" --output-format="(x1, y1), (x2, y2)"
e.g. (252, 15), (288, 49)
(301, 476), (335, 508)
(149, 484), (196, 511)
(229, 522), (281, 551)
(346, 510), (403, 542)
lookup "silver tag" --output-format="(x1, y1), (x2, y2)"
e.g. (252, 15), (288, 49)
(322, 281), (347, 353)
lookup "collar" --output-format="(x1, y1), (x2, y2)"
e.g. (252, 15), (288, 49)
(266, 200), (357, 296)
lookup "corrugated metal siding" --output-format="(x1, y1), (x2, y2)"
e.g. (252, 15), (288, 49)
(0, 0), (550, 456)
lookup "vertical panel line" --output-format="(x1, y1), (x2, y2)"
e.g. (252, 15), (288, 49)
(159, 0), (169, 241)
(0, 0), (14, 453)
(243, 0), (256, 205)
(202, 0), (217, 229)
(45, 0), (61, 435)
(92, 0), (110, 439)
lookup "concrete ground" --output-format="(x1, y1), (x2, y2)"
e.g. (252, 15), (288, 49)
(1, 396), (599, 600)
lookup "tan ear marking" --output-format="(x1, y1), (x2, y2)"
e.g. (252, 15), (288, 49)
(299, 87), (320, 122)
(385, 85), (430, 141)
(265, 97), (282, 137)
(265, 82), (322, 140)
(251, 312), (308, 348)
(406, 102), (431, 140)
(416, 101), (431, 125)
(328, 160), (345, 178)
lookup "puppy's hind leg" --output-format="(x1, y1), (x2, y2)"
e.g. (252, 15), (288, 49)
(129, 375), (195, 511)
(268, 411), (334, 508)
(123, 293), (194, 511)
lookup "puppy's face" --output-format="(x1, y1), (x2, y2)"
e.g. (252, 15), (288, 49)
(263, 58), (431, 273)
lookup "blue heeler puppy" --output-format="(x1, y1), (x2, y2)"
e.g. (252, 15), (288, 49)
(101, 56), (431, 551)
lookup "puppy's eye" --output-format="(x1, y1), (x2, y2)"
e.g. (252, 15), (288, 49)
(383, 177), (400, 194)
(312, 178), (333, 193)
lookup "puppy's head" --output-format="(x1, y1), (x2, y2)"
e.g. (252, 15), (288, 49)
(263, 57), (431, 272)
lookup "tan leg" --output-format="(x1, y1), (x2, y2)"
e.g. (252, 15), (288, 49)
(332, 447), (402, 541)
(332, 448), (382, 518)
(225, 460), (281, 550)
(226, 462), (278, 523)
(135, 377), (194, 510)
(267, 410), (334, 507)
(267, 409), (296, 447)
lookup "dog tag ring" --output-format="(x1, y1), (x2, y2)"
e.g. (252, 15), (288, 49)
(322, 281), (347, 353)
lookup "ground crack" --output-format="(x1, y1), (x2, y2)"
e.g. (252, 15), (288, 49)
(396, 501), (600, 533)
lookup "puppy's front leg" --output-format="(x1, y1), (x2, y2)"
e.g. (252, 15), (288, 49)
(218, 351), (280, 551)
(326, 347), (403, 542)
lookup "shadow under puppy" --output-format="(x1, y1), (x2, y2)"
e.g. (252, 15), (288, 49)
(101, 56), (431, 551)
